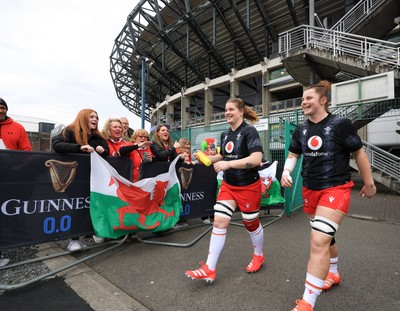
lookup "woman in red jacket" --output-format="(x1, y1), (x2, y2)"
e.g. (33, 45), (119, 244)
(119, 129), (153, 182)
(101, 118), (127, 156)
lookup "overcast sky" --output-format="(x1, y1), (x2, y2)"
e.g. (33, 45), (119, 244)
(0, 0), (148, 130)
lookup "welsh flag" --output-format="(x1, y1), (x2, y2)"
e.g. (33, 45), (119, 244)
(258, 161), (285, 206)
(90, 152), (182, 239)
(216, 161), (285, 206)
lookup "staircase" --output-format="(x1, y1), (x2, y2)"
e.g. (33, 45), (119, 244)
(278, 0), (400, 85)
(350, 141), (400, 194)
(278, 0), (400, 193)
(278, 24), (400, 85)
(330, 0), (399, 39)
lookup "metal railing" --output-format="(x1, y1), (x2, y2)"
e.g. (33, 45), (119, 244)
(363, 141), (400, 181)
(330, 0), (385, 33)
(186, 97), (302, 128)
(279, 25), (400, 69)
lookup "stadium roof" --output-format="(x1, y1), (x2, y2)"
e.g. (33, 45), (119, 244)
(110, 0), (348, 122)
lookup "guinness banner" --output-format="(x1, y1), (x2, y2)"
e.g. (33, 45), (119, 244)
(0, 150), (216, 250)
(140, 161), (217, 220)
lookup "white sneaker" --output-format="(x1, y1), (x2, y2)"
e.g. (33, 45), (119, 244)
(0, 257), (10, 267)
(202, 218), (212, 225)
(93, 235), (105, 243)
(67, 240), (85, 252)
(173, 223), (184, 229)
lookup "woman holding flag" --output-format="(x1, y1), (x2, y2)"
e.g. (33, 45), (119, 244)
(52, 108), (109, 251)
(185, 97), (265, 283)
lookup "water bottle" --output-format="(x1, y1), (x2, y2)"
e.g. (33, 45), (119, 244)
(196, 151), (212, 166)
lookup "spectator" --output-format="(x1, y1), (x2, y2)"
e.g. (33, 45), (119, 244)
(150, 124), (186, 162)
(201, 137), (218, 157)
(0, 97), (32, 151)
(52, 108), (109, 252)
(185, 98), (265, 283)
(102, 118), (127, 156)
(178, 137), (193, 165)
(199, 137), (218, 224)
(119, 129), (153, 182)
(0, 97), (32, 267)
(280, 80), (376, 311)
(120, 117), (134, 141)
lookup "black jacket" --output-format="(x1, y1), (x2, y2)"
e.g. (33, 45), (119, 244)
(52, 128), (110, 156)
(150, 142), (178, 162)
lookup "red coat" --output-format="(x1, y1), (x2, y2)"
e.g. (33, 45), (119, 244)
(129, 145), (153, 182)
(0, 117), (32, 150)
(107, 138), (128, 156)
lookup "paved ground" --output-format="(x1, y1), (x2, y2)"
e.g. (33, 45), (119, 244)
(1, 187), (399, 311)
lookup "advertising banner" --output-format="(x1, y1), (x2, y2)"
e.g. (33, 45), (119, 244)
(0, 151), (217, 250)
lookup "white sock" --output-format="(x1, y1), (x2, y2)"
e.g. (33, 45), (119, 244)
(206, 227), (227, 270)
(329, 256), (339, 275)
(247, 224), (264, 256)
(303, 273), (324, 307)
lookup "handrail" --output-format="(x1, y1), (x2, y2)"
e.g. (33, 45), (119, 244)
(363, 141), (400, 181)
(330, 0), (385, 34)
(184, 97), (400, 129)
(279, 25), (400, 69)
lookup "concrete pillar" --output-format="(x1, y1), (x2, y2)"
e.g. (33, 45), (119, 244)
(229, 69), (239, 98)
(204, 79), (213, 126)
(157, 108), (165, 126)
(181, 90), (190, 129)
(150, 108), (157, 126)
(261, 59), (271, 117)
(261, 60), (271, 160)
(166, 102), (174, 126)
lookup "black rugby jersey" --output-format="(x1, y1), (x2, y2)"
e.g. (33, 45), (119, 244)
(220, 121), (263, 186)
(289, 113), (362, 190)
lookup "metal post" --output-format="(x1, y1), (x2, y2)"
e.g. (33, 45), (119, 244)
(141, 56), (146, 129)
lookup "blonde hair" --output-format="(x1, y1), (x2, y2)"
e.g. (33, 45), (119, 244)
(101, 118), (123, 140)
(63, 109), (105, 145)
(178, 137), (191, 153)
(226, 98), (260, 124)
(305, 80), (331, 111)
(131, 129), (151, 141)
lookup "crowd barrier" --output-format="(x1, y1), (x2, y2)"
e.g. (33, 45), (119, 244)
(0, 150), (217, 251)
(0, 150), (283, 290)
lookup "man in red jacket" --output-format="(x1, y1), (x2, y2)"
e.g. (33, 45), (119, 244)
(0, 97), (32, 267)
(0, 97), (32, 151)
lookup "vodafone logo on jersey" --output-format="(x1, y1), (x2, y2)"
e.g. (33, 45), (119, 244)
(225, 141), (234, 153)
(307, 135), (323, 150)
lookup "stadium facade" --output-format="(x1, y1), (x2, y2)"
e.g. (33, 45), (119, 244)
(110, 0), (400, 159)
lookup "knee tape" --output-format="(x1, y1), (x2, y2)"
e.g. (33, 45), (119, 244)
(241, 211), (259, 222)
(214, 201), (235, 219)
(310, 215), (339, 237)
(242, 211), (260, 232)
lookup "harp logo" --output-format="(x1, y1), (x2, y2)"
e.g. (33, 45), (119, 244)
(178, 167), (193, 190)
(45, 159), (78, 192)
